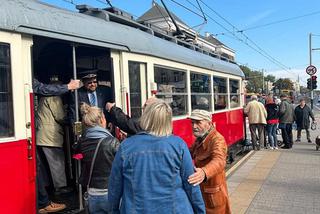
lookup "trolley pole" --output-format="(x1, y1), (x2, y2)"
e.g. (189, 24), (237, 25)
(309, 33), (314, 110)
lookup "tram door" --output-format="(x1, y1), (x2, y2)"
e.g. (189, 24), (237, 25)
(126, 61), (148, 119)
(0, 33), (36, 213)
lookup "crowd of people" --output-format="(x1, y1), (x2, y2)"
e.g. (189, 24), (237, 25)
(33, 71), (231, 214)
(245, 93), (315, 150)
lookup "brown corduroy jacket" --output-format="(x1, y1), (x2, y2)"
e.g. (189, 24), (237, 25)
(190, 128), (231, 214)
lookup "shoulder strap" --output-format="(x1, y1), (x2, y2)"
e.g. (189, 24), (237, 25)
(87, 138), (105, 189)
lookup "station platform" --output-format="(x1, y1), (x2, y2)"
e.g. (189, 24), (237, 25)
(227, 134), (320, 213)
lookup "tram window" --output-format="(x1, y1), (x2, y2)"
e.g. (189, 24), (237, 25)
(213, 77), (228, 110)
(190, 72), (211, 111)
(129, 61), (147, 118)
(229, 79), (240, 108)
(154, 65), (187, 116)
(0, 43), (14, 137)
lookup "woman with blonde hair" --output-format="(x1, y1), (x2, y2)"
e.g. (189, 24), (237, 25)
(108, 99), (205, 214)
(75, 103), (119, 214)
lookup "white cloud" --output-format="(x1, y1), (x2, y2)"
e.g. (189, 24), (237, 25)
(267, 68), (309, 86)
(243, 9), (277, 28)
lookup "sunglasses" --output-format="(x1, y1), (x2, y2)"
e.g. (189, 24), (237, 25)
(86, 81), (97, 85)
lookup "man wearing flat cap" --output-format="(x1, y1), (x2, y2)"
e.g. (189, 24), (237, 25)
(188, 109), (231, 214)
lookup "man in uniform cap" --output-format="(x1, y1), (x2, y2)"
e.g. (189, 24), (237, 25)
(70, 70), (113, 123)
(187, 109), (231, 214)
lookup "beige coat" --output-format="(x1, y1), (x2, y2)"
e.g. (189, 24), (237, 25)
(244, 100), (267, 124)
(190, 128), (231, 214)
(36, 96), (65, 147)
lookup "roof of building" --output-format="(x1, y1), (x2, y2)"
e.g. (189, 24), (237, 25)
(0, 0), (244, 77)
(138, 2), (187, 25)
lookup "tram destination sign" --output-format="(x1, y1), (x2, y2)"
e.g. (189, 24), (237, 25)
(306, 65), (317, 75)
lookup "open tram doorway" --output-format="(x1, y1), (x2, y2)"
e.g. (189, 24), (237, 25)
(32, 36), (114, 213)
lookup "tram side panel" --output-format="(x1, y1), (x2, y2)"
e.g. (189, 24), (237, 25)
(0, 33), (36, 214)
(173, 108), (245, 148)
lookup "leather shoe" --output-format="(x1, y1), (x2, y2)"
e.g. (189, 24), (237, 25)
(39, 202), (66, 213)
(308, 139), (312, 143)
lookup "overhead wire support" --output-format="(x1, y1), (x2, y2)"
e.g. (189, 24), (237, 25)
(195, 0), (292, 73)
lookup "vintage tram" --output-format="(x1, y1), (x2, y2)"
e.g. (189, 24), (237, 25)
(0, 0), (245, 213)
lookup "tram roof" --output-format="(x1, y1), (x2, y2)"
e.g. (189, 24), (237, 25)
(0, 0), (244, 77)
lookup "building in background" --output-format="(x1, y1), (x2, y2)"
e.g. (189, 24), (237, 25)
(138, 2), (235, 61)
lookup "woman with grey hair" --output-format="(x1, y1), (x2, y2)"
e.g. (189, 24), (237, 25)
(108, 100), (205, 214)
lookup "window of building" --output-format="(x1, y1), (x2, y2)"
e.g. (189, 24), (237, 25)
(0, 43), (14, 137)
(129, 61), (147, 118)
(154, 65), (187, 116)
(229, 79), (240, 108)
(213, 76), (228, 110)
(190, 72), (211, 111)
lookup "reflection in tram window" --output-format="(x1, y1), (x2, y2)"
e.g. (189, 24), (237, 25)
(0, 43), (14, 137)
(229, 79), (240, 108)
(154, 65), (187, 116)
(213, 77), (228, 110)
(190, 72), (211, 111)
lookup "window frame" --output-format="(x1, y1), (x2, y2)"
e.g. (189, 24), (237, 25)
(154, 64), (188, 116)
(0, 42), (14, 138)
(213, 76), (228, 111)
(229, 78), (241, 109)
(190, 71), (212, 111)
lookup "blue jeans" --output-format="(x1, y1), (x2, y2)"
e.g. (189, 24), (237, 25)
(88, 193), (109, 214)
(267, 124), (278, 148)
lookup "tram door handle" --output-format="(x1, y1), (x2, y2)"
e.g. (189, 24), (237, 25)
(27, 137), (33, 160)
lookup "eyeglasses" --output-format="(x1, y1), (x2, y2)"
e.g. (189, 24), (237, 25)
(86, 81), (97, 85)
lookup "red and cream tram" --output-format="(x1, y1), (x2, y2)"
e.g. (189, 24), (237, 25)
(0, 0), (245, 213)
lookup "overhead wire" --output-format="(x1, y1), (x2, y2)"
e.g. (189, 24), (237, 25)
(238, 10), (320, 32)
(195, 0), (293, 75)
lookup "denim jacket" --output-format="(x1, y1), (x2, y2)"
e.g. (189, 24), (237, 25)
(108, 133), (205, 214)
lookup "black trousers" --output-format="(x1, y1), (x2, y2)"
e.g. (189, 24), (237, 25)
(281, 124), (293, 148)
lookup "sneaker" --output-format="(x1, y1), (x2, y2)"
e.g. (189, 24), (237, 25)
(274, 147), (279, 150)
(295, 139), (301, 143)
(270, 147), (274, 150)
(39, 202), (66, 213)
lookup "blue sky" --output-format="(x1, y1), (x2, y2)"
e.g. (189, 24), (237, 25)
(41, 0), (320, 85)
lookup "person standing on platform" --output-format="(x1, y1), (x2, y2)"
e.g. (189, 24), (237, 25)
(265, 96), (279, 149)
(278, 94), (295, 149)
(244, 95), (267, 150)
(294, 98), (315, 143)
(188, 109), (231, 214)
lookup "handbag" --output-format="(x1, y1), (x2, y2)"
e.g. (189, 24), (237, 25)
(83, 138), (105, 214)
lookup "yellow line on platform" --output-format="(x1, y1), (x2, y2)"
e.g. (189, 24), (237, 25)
(226, 150), (255, 178)
(229, 151), (281, 214)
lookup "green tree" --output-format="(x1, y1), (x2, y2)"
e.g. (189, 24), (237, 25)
(240, 65), (263, 93)
(273, 78), (294, 90)
(265, 74), (276, 82)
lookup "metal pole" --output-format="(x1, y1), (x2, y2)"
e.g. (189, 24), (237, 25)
(309, 33), (314, 110)
(72, 44), (83, 210)
(262, 69), (264, 94)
